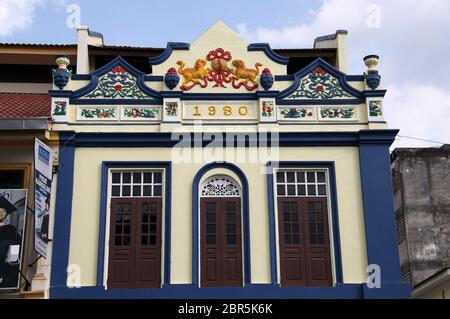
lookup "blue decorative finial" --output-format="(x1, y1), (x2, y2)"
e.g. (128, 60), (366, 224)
(260, 68), (274, 91)
(364, 55), (381, 90)
(52, 56), (72, 90)
(164, 67), (180, 90)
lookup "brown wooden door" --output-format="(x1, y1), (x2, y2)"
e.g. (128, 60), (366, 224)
(107, 198), (162, 289)
(200, 197), (243, 287)
(278, 197), (332, 287)
(304, 198), (332, 286)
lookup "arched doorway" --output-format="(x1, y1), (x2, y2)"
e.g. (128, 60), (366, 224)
(199, 175), (243, 287)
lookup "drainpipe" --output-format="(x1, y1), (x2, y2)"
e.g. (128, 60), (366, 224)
(76, 25), (104, 74)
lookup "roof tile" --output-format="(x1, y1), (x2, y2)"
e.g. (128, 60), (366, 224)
(0, 93), (51, 118)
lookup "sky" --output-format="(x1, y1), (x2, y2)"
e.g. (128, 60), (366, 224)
(0, 0), (449, 149)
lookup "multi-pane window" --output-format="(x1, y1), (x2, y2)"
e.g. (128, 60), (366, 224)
(307, 201), (325, 244)
(282, 201), (300, 245)
(111, 171), (163, 197)
(114, 202), (132, 246)
(205, 202), (217, 245)
(225, 201), (237, 245)
(276, 170), (327, 197)
(141, 201), (158, 245)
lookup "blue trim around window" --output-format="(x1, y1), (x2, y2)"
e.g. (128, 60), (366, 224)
(97, 161), (172, 287)
(191, 162), (251, 286)
(266, 161), (343, 285)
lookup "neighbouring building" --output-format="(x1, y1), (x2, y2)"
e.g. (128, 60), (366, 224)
(0, 43), (69, 298)
(5, 21), (412, 299)
(392, 145), (450, 299)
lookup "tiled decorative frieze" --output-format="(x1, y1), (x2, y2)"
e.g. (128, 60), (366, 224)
(261, 101), (274, 117)
(52, 100), (67, 116)
(366, 98), (384, 122)
(318, 106), (357, 121)
(278, 106), (315, 121)
(165, 101), (178, 116)
(162, 98), (181, 123)
(51, 98), (69, 122)
(77, 106), (118, 120)
(121, 106), (161, 121)
(259, 98), (277, 123)
(369, 100), (383, 117)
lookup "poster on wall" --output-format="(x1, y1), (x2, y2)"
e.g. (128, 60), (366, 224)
(34, 138), (53, 259)
(0, 189), (27, 290)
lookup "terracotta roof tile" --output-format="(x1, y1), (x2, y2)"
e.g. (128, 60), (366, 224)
(0, 93), (51, 118)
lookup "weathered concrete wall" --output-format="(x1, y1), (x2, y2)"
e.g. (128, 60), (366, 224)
(392, 145), (450, 285)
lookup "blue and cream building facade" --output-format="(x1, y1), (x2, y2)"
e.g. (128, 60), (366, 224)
(47, 22), (411, 298)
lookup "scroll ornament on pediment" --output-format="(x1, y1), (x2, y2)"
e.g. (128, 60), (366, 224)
(84, 66), (149, 99)
(287, 67), (352, 99)
(174, 48), (269, 91)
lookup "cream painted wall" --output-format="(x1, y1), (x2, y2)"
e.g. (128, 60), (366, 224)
(68, 146), (367, 287)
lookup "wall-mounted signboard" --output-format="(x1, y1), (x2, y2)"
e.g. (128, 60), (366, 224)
(34, 138), (53, 259)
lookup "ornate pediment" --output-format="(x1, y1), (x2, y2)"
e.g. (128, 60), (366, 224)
(72, 56), (160, 100)
(279, 58), (363, 101)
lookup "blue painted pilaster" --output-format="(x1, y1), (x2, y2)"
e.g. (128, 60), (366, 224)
(50, 132), (76, 290)
(358, 130), (409, 298)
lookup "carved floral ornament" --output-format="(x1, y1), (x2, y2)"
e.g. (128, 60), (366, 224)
(175, 48), (266, 91)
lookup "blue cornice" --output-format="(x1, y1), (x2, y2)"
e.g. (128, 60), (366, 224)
(181, 93), (257, 100)
(70, 98), (162, 105)
(256, 91), (279, 98)
(276, 98), (364, 105)
(71, 74), (91, 81)
(160, 91), (183, 98)
(278, 58), (364, 100)
(247, 43), (289, 65)
(56, 130), (399, 148)
(359, 129), (398, 144)
(346, 75), (365, 81)
(144, 75), (164, 82)
(148, 42), (190, 65)
(49, 90), (72, 98)
(276, 74), (364, 82)
(275, 75), (294, 81)
(363, 90), (387, 98)
(71, 56), (161, 100)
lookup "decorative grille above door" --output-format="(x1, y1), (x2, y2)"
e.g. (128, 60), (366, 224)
(200, 176), (241, 197)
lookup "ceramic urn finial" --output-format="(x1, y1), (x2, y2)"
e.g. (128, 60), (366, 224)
(52, 55), (72, 90)
(363, 55), (381, 90)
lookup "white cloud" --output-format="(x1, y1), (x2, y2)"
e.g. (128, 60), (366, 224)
(236, 0), (450, 148)
(0, 0), (46, 37)
(385, 85), (450, 148)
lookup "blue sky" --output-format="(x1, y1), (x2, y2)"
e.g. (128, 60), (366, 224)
(2, 0), (318, 47)
(1, 0), (449, 148)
